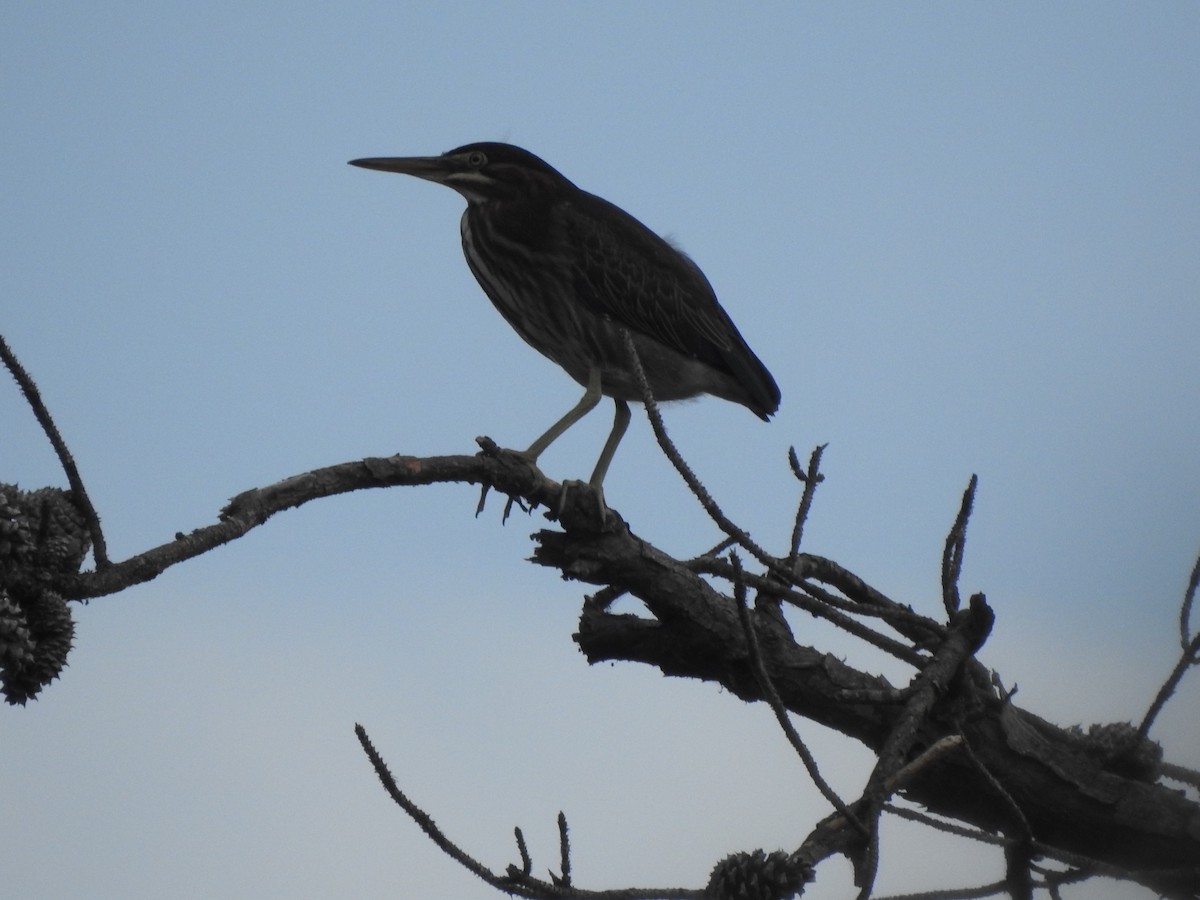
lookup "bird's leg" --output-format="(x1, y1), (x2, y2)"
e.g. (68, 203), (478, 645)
(571, 397), (631, 522)
(523, 366), (603, 460)
(589, 399), (631, 493)
(553, 396), (631, 525)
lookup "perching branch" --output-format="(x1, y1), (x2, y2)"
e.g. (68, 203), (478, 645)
(62, 439), (567, 602)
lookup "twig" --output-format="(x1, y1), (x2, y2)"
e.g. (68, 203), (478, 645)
(354, 723), (503, 889)
(787, 444), (826, 567)
(1181, 548), (1200, 650)
(1159, 760), (1200, 791)
(1, 334), (109, 568)
(556, 811), (572, 887)
(941, 475), (977, 617)
(1137, 549), (1200, 741)
(355, 724), (703, 900)
(689, 535), (739, 562)
(795, 554), (949, 649)
(514, 827), (532, 876)
(850, 595), (995, 895)
(892, 804), (1107, 899)
(887, 735), (964, 785)
(620, 329), (775, 569)
(1137, 631), (1200, 741)
(883, 801), (1001, 846)
(954, 722), (1020, 835)
(693, 557), (932, 667)
(870, 881), (1007, 900)
(1031, 863), (1095, 897)
(886, 801), (1176, 886)
(797, 577), (942, 650)
(729, 552), (867, 836)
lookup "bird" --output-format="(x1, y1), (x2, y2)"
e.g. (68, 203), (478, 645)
(349, 142), (780, 506)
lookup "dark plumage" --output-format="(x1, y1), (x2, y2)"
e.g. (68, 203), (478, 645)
(350, 142), (779, 496)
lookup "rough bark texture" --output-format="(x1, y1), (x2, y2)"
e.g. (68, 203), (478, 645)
(535, 484), (1200, 898)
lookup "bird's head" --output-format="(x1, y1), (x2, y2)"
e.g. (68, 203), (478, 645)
(349, 142), (574, 204)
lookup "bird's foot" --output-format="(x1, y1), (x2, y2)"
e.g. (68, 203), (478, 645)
(474, 436), (554, 523)
(475, 483), (533, 523)
(555, 479), (620, 532)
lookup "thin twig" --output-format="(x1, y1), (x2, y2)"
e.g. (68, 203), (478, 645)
(1181, 548), (1200, 650)
(796, 554), (950, 648)
(620, 329), (775, 569)
(354, 723), (503, 889)
(787, 444), (826, 567)
(883, 803), (1002, 846)
(514, 827), (532, 876)
(797, 577), (942, 651)
(356, 724), (703, 900)
(887, 735), (964, 784)
(693, 557), (932, 667)
(849, 596), (995, 896)
(870, 881), (1008, 900)
(885, 801), (1162, 885)
(1138, 549), (1200, 740)
(848, 597), (986, 897)
(1, 334), (109, 567)
(729, 552), (868, 836)
(956, 722), (1033, 844)
(1137, 631), (1200, 741)
(1159, 760), (1200, 790)
(689, 535), (739, 562)
(1031, 863), (1095, 895)
(941, 475), (977, 617)
(556, 811), (572, 887)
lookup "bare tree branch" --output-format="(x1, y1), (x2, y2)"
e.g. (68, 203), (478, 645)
(786, 443), (826, 566)
(1138, 549), (1200, 740)
(355, 724), (703, 900)
(556, 811), (572, 887)
(62, 440), (562, 601)
(7, 339), (1199, 897)
(1, 334), (108, 567)
(620, 328), (776, 568)
(941, 475), (977, 617)
(730, 551), (866, 835)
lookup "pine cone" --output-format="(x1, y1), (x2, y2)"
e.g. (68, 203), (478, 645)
(0, 586), (75, 705)
(0, 484), (84, 703)
(706, 849), (812, 900)
(0, 484), (36, 569)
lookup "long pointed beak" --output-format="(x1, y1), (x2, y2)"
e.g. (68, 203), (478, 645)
(348, 155), (450, 183)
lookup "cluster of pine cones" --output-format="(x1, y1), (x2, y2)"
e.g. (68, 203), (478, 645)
(0, 484), (90, 704)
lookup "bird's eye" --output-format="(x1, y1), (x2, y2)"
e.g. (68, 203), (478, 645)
(467, 151), (487, 168)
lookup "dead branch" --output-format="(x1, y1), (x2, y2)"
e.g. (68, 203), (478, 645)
(355, 723), (703, 900)
(5, 338), (1199, 898)
(1, 335), (108, 567)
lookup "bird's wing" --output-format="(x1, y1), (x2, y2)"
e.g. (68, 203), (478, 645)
(557, 193), (741, 368)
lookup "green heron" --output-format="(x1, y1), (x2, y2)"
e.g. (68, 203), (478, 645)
(349, 142), (779, 500)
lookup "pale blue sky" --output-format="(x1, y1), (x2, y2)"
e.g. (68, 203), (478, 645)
(3, 4), (1198, 899)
